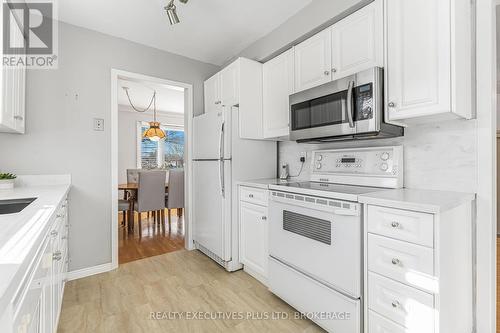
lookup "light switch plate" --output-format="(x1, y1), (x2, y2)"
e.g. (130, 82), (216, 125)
(93, 118), (104, 131)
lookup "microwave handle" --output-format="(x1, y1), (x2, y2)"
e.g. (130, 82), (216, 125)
(346, 81), (355, 128)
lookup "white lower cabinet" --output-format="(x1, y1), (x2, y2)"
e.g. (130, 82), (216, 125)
(239, 186), (268, 283)
(364, 201), (473, 333)
(10, 196), (69, 333)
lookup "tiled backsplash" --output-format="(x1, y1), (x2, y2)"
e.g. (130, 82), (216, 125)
(279, 119), (477, 193)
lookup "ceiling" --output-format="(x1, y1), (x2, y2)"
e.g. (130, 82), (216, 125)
(58, 0), (312, 66)
(118, 79), (184, 114)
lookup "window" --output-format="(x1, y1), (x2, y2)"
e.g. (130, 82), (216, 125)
(137, 122), (184, 169)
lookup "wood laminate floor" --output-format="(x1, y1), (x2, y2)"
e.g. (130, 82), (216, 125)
(118, 210), (185, 264)
(58, 250), (324, 333)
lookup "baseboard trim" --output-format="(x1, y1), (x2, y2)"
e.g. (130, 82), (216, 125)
(66, 262), (115, 281)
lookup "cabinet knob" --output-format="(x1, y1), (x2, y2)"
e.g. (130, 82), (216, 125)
(261, 216), (267, 221)
(391, 300), (401, 308)
(324, 70), (330, 76)
(332, 68), (337, 73)
(390, 221), (400, 228)
(388, 102), (396, 108)
(215, 101), (222, 105)
(14, 115), (24, 120)
(50, 230), (58, 237)
(391, 258), (401, 265)
(248, 194), (254, 198)
(53, 251), (62, 261)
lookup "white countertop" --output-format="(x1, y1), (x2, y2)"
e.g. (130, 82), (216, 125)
(358, 188), (475, 214)
(237, 178), (293, 190)
(0, 177), (70, 315)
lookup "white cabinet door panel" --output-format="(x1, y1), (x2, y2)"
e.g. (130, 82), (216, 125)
(220, 61), (239, 107)
(331, 0), (383, 80)
(240, 201), (268, 277)
(294, 29), (332, 92)
(263, 49), (294, 139)
(386, 0), (451, 120)
(204, 73), (220, 114)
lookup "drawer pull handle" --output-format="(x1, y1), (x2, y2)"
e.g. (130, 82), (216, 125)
(248, 194), (254, 198)
(57, 213), (64, 218)
(391, 258), (401, 265)
(50, 230), (58, 237)
(390, 221), (400, 228)
(391, 300), (400, 308)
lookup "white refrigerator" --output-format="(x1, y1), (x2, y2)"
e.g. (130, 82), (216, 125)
(192, 107), (277, 271)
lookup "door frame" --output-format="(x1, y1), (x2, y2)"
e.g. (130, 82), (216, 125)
(110, 69), (195, 269)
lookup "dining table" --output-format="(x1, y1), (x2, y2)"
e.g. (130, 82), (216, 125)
(118, 182), (169, 232)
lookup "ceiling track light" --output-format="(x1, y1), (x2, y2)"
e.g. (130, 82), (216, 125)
(164, 0), (189, 25)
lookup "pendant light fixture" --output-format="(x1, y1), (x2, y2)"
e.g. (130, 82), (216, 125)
(123, 87), (166, 142)
(164, 0), (189, 25)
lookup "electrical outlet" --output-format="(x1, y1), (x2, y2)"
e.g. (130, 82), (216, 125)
(300, 151), (307, 162)
(93, 118), (104, 131)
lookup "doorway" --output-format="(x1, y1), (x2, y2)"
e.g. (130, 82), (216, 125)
(110, 69), (194, 268)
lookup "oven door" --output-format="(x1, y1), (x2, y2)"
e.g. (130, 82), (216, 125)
(269, 192), (362, 298)
(289, 75), (357, 141)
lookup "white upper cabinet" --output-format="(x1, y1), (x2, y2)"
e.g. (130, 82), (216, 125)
(331, 0), (383, 80)
(294, 29), (332, 92)
(203, 58), (263, 139)
(263, 49), (294, 139)
(203, 73), (221, 114)
(219, 61), (240, 108)
(385, 0), (472, 121)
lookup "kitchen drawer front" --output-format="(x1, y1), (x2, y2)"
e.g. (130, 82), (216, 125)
(269, 257), (360, 333)
(240, 186), (268, 206)
(368, 234), (436, 293)
(369, 311), (408, 333)
(367, 206), (434, 247)
(368, 272), (434, 331)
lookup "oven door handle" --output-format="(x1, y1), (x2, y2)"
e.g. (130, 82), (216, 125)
(333, 209), (358, 216)
(346, 80), (355, 128)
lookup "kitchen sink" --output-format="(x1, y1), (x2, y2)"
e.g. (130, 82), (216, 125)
(0, 198), (37, 215)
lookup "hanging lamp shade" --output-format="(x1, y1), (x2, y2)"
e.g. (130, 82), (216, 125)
(143, 121), (166, 142)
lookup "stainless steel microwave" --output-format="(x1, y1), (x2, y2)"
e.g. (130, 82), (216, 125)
(289, 67), (403, 142)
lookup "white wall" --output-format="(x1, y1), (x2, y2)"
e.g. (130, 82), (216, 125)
(0, 22), (218, 271)
(118, 109), (184, 184)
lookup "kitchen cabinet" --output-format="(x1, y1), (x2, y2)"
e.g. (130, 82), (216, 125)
(361, 197), (474, 333)
(203, 74), (221, 114)
(203, 58), (263, 139)
(385, 0), (472, 121)
(294, 29), (332, 92)
(0, 19), (26, 134)
(263, 48), (294, 140)
(5, 196), (69, 333)
(239, 186), (268, 284)
(331, 0), (383, 80)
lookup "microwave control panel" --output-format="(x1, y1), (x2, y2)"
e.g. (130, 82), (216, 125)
(310, 146), (404, 188)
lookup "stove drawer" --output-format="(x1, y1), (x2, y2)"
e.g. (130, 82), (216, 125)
(369, 311), (408, 333)
(368, 272), (434, 332)
(240, 186), (268, 206)
(269, 257), (360, 333)
(368, 234), (435, 293)
(367, 206), (434, 247)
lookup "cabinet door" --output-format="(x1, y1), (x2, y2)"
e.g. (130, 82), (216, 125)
(220, 61), (239, 107)
(331, 0), (383, 80)
(240, 201), (268, 277)
(263, 49), (294, 139)
(15, 64), (26, 133)
(1, 67), (16, 130)
(294, 29), (332, 92)
(385, 0), (451, 120)
(204, 73), (220, 114)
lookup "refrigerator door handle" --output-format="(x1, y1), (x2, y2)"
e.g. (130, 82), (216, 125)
(219, 159), (225, 198)
(218, 120), (225, 161)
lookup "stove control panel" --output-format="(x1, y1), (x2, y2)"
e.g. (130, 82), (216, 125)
(310, 146), (404, 188)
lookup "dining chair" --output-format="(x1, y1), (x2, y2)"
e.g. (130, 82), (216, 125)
(165, 169), (184, 229)
(126, 169), (141, 183)
(133, 170), (166, 235)
(118, 199), (131, 229)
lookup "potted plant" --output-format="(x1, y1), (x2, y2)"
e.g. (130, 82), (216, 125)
(0, 173), (17, 189)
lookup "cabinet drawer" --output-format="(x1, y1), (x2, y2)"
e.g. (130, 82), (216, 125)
(368, 272), (434, 332)
(368, 234), (436, 293)
(369, 310), (408, 333)
(367, 206), (434, 247)
(240, 186), (268, 206)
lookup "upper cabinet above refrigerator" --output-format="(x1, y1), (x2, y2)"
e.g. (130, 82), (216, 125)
(203, 58), (263, 140)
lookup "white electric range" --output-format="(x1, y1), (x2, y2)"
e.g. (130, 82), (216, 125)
(267, 146), (403, 333)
